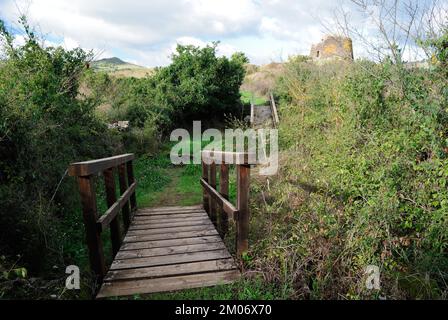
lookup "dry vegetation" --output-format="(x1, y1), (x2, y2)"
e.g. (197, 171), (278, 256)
(241, 62), (285, 98)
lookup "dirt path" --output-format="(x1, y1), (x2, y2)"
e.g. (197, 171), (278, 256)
(149, 166), (202, 207)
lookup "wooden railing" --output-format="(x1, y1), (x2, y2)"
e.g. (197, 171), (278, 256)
(68, 153), (137, 282)
(250, 101), (255, 125)
(201, 151), (254, 256)
(269, 92), (280, 127)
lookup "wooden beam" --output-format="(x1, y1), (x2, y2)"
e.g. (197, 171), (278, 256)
(118, 164), (131, 230)
(97, 181), (137, 232)
(209, 162), (217, 226)
(202, 160), (210, 215)
(219, 163), (229, 237)
(236, 164), (250, 257)
(270, 92), (280, 126)
(97, 270), (240, 298)
(77, 175), (106, 282)
(103, 168), (121, 257)
(201, 150), (257, 165)
(68, 154), (134, 177)
(200, 178), (238, 219)
(126, 160), (137, 212)
(250, 102), (254, 124)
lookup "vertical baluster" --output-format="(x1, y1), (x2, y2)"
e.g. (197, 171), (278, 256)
(219, 162), (229, 237)
(126, 160), (137, 212)
(209, 162), (217, 226)
(202, 159), (210, 215)
(118, 164), (131, 230)
(236, 164), (250, 256)
(77, 175), (106, 282)
(103, 168), (121, 257)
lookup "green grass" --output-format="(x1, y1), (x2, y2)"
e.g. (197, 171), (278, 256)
(241, 91), (268, 106)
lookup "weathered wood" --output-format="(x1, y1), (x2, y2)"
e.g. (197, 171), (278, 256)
(126, 160), (137, 212)
(129, 218), (212, 230)
(236, 164), (250, 256)
(135, 208), (205, 216)
(133, 214), (209, 224)
(104, 259), (236, 282)
(97, 270), (240, 298)
(219, 163), (229, 237)
(77, 176), (106, 281)
(120, 236), (223, 251)
(118, 164), (131, 229)
(103, 168), (121, 256)
(136, 205), (202, 213)
(69, 154), (134, 177)
(201, 150), (257, 165)
(200, 179), (238, 218)
(126, 224), (215, 237)
(202, 160), (210, 214)
(115, 242), (226, 260)
(96, 181), (137, 231)
(270, 92), (280, 126)
(250, 102), (255, 124)
(94, 204), (242, 298)
(124, 229), (219, 243)
(110, 249), (231, 270)
(208, 162), (217, 226)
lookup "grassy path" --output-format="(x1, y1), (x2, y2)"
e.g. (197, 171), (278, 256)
(146, 166), (202, 207)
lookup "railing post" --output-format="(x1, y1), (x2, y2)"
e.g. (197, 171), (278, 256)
(126, 160), (137, 212)
(236, 164), (250, 257)
(118, 164), (131, 230)
(77, 175), (106, 282)
(202, 159), (210, 214)
(219, 163), (229, 237)
(209, 162), (217, 226)
(103, 168), (121, 257)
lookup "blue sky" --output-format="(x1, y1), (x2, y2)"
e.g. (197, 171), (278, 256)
(0, 0), (445, 66)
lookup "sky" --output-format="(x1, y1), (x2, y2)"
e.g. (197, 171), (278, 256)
(0, 0), (445, 66)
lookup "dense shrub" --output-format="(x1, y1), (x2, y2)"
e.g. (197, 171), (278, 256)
(0, 18), (118, 282)
(103, 43), (247, 133)
(250, 47), (448, 298)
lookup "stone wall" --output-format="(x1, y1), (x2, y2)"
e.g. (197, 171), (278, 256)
(310, 35), (354, 61)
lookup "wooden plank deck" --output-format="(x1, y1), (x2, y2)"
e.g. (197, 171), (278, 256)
(96, 205), (240, 298)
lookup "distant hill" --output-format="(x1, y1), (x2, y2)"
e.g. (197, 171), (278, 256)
(91, 57), (153, 78)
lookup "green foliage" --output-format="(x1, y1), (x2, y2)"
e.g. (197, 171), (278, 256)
(0, 17), (117, 289)
(424, 27), (448, 71)
(154, 43), (246, 124)
(103, 43), (247, 132)
(253, 50), (448, 298)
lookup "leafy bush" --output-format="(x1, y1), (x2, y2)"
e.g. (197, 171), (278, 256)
(102, 43), (247, 133)
(0, 18), (118, 285)
(251, 46), (448, 298)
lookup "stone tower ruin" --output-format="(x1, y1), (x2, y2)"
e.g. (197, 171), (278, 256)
(310, 35), (354, 61)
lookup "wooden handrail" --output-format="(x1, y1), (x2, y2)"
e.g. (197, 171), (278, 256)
(200, 178), (238, 218)
(250, 102), (255, 124)
(202, 150), (257, 165)
(201, 151), (251, 256)
(269, 92), (280, 127)
(68, 153), (137, 285)
(68, 153), (134, 177)
(97, 181), (137, 232)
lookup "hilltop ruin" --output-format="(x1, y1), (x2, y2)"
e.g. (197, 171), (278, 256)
(310, 35), (354, 61)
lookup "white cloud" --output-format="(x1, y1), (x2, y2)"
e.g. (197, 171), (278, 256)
(1, 0), (441, 66)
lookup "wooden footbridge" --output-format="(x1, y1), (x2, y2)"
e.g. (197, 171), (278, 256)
(68, 151), (253, 298)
